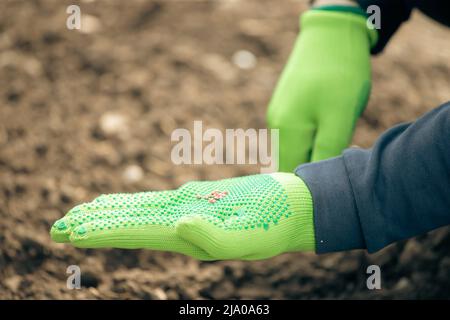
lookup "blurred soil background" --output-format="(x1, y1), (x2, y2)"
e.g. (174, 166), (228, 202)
(0, 0), (449, 299)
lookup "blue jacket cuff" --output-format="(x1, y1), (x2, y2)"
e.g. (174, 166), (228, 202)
(295, 156), (366, 253)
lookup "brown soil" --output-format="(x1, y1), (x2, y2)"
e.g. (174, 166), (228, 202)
(0, 0), (449, 299)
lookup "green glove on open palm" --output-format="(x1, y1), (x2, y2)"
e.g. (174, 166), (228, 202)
(50, 173), (315, 260)
(267, 8), (377, 171)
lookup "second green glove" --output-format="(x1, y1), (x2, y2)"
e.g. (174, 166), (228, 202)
(267, 7), (378, 171)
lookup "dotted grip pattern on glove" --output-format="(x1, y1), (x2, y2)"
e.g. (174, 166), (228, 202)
(50, 173), (315, 261)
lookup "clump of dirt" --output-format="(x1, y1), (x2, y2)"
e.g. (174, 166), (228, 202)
(0, 0), (449, 299)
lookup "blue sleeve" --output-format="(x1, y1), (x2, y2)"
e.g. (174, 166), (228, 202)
(355, 0), (450, 54)
(295, 101), (450, 254)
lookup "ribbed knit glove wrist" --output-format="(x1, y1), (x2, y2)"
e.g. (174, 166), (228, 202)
(50, 173), (315, 261)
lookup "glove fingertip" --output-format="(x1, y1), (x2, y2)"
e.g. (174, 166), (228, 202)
(68, 225), (91, 247)
(50, 218), (71, 243)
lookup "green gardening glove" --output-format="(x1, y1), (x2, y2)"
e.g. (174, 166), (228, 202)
(50, 173), (315, 261)
(267, 7), (378, 172)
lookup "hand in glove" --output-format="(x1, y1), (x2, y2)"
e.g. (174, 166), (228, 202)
(267, 7), (377, 171)
(51, 173), (315, 261)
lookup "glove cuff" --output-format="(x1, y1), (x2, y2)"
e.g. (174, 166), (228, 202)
(301, 8), (378, 49)
(269, 172), (315, 252)
(313, 4), (367, 18)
